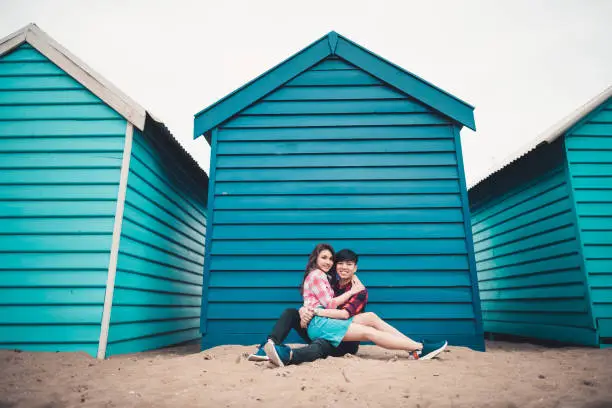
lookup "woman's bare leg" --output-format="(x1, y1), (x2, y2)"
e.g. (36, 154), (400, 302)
(352, 312), (415, 341)
(342, 323), (422, 351)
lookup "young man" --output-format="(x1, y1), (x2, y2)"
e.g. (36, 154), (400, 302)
(248, 248), (367, 365)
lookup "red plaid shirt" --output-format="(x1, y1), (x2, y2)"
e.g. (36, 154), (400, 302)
(303, 269), (368, 316)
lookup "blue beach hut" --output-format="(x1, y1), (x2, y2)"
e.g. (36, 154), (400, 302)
(0, 24), (208, 358)
(194, 32), (485, 351)
(469, 86), (612, 347)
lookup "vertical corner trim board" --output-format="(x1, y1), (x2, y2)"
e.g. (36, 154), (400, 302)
(97, 122), (134, 359)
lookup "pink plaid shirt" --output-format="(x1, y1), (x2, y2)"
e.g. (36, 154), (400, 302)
(302, 268), (334, 309)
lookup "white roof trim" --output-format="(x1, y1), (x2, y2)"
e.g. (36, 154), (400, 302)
(469, 85), (612, 189)
(0, 24), (146, 130)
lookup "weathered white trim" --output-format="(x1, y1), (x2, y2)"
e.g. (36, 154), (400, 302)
(97, 122), (134, 360)
(470, 85), (612, 188)
(0, 24), (146, 130)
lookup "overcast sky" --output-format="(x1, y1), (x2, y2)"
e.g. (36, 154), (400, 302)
(1, 0), (611, 186)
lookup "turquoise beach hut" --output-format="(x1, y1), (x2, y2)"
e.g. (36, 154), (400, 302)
(0, 24), (208, 358)
(469, 86), (612, 347)
(194, 32), (485, 351)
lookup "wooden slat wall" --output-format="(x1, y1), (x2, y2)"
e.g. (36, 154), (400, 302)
(471, 166), (597, 345)
(566, 98), (612, 341)
(202, 57), (482, 349)
(107, 128), (207, 356)
(0, 44), (125, 356)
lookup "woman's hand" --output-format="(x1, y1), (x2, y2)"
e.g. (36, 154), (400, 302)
(350, 275), (365, 294)
(299, 307), (314, 328)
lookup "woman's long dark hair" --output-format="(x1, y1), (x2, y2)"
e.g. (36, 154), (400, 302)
(300, 243), (335, 295)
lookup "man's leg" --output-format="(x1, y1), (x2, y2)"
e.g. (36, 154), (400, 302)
(286, 338), (336, 365)
(331, 341), (359, 357)
(268, 308), (310, 344)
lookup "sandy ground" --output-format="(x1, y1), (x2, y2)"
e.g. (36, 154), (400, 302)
(1, 341), (611, 408)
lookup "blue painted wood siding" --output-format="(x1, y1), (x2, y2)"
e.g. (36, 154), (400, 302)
(202, 57), (482, 349)
(470, 167), (596, 345)
(107, 128), (207, 356)
(0, 44), (126, 356)
(566, 97), (612, 341)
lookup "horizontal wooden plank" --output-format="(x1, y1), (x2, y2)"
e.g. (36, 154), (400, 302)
(217, 125), (452, 142)
(480, 283), (586, 301)
(216, 152), (457, 168)
(0, 89), (101, 105)
(243, 99), (429, 115)
(582, 231), (612, 245)
(481, 298), (588, 313)
(310, 59), (356, 70)
(0, 252), (110, 270)
(571, 177), (612, 190)
(214, 193), (462, 210)
(474, 207), (575, 251)
(0, 61), (64, 76)
(476, 240), (579, 271)
(572, 123), (612, 136)
(123, 202), (205, 247)
(0, 135), (125, 152)
(477, 253), (582, 281)
(583, 246), (612, 259)
(0, 152), (122, 170)
(0, 184), (119, 200)
(0, 270), (108, 287)
(215, 179), (460, 196)
(211, 238), (467, 256)
(0, 287), (105, 305)
(575, 202), (612, 217)
(119, 237), (204, 275)
(111, 288), (201, 307)
(215, 166), (459, 181)
(587, 274), (612, 287)
(584, 259), (612, 273)
(0, 234), (113, 253)
(0, 119), (127, 137)
(0, 168), (121, 184)
(0, 200), (116, 217)
(108, 305), (200, 323)
(574, 189), (612, 203)
(591, 288), (612, 303)
(209, 254), (469, 271)
(105, 328), (200, 356)
(483, 311), (593, 328)
(114, 270), (202, 295)
(566, 136), (612, 150)
(1, 48), (48, 62)
(578, 216), (612, 231)
(213, 208), (464, 225)
(0, 217), (114, 234)
(286, 69), (382, 86)
(483, 321), (598, 346)
(0, 75), (82, 91)
(107, 317), (200, 342)
(592, 304), (612, 318)
(0, 305), (104, 324)
(0, 324), (101, 343)
(207, 302), (476, 320)
(208, 286), (472, 303)
(470, 169), (564, 218)
(569, 150), (612, 164)
(121, 219), (205, 260)
(212, 223), (466, 240)
(590, 109), (612, 123)
(263, 85), (406, 101)
(478, 269), (584, 289)
(475, 226), (577, 262)
(0, 103), (120, 120)
(116, 254), (203, 286)
(218, 138), (455, 155)
(208, 270), (471, 287)
(598, 318), (612, 337)
(571, 163), (612, 176)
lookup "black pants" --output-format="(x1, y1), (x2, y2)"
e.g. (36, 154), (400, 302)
(267, 308), (359, 365)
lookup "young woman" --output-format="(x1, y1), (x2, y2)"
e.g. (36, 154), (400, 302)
(265, 243), (448, 366)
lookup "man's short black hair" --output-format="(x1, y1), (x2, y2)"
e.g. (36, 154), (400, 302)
(335, 248), (358, 264)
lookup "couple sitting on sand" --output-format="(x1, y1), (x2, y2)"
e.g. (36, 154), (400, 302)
(247, 243), (448, 367)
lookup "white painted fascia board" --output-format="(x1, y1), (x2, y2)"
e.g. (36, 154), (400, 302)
(469, 85), (612, 189)
(0, 23), (146, 130)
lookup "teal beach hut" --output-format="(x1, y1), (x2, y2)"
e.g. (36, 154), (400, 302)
(194, 32), (485, 351)
(0, 24), (208, 358)
(469, 86), (612, 347)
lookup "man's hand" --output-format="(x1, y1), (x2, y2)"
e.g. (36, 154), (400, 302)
(299, 307), (314, 328)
